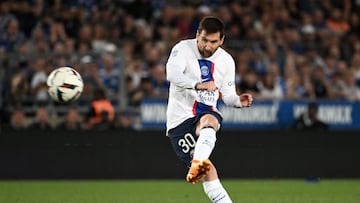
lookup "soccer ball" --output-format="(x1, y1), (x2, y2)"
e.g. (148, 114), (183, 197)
(47, 67), (84, 103)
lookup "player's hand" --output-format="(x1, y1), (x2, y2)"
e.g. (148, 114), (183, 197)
(195, 81), (218, 92)
(240, 93), (253, 107)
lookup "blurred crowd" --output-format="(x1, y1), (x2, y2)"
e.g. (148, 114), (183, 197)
(1, 0), (360, 131)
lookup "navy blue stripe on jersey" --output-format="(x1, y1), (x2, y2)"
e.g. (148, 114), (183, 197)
(192, 59), (216, 116)
(193, 101), (214, 116)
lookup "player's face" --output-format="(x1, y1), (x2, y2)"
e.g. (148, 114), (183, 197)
(196, 30), (224, 58)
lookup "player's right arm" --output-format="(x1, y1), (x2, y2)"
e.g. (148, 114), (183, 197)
(166, 43), (198, 90)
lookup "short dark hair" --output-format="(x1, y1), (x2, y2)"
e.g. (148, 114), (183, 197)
(197, 16), (225, 38)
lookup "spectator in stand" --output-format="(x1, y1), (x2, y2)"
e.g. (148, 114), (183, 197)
(312, 9), (328, 31)
(326, 8), (350, 36)
(286, 72), (314, 100)
(299, 11), (316, 44)
(293, 101), (328, 131)
(283, 50), (298, 80)
(329, 71), (347, 100)
(269, 61), (286, 90)
(113, 111), (137, 131)
(348, 12), (360, 35)
(152, 5), (178, 42)
(64, 37), (75, 53)
(283, 25), (305, 55)
(92, 23), (118, 53)
(0, 18), (26, 52)
(304, 45), (327, 71)
(132, 19), (151, 53)
(122, 40), (136, 66)
(29, 106), (53, 130)
(9, 61), (29, 103)
(234, 48), (251, 87)
(297, 60), (316, 99)
(351, 39), (360, 55)
(263, 43), (286, 75)
(76, 24), (92, 51)
(98, 53), (120, 96)
(258, 71), (284, 100)
(121, 13), (136, 40)
(349, 53), (360, 86)
(29, 57), (51, 103)
(176, 6), (196, 39)
(80, 55), (106, 100)
(10, 0), (42, 37)
(148, 63), (169, 99)
(274, 7), (297, 31)
(336, 60), (350, 77)
(236, 69), (260, 98)
(8, 109), (28, 130)
(142, 41), (161, 69)
(341, 69), (360, 101)
(127, 76), (154, 107)
(25, 24), (48, 53)
(311, 66), (333, 99)
(0, 2), (13, 28)
(253, 9), (275, 40)
(49, 18), (67, 46)
(251, 48), (269, 77)
(85, 89), (115, 130)
(57, 107), (82, 131)
(324, 44), (342, 71)
(324, 54), (338, 78)
(125, 57), (146, 91)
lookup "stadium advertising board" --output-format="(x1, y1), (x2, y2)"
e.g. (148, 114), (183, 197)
(141, 99), (360, 129)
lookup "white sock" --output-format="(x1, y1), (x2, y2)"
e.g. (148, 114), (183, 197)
(193, 127), (216, 160)
(203, 179), (232, 203)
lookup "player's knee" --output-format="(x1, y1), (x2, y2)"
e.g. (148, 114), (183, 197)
(199, 114), (219, 130)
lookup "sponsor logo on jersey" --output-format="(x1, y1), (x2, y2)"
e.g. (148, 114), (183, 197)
(228, 81), (235, 86)
(171, 49), (178, 57)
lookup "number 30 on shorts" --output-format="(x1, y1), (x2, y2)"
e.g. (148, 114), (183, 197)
(178, 133), (196, 153)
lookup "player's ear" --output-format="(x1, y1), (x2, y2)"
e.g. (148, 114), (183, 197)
(220, 35), (225, 45)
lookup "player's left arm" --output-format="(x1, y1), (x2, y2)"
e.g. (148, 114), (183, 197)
(220, 57), (253, 108)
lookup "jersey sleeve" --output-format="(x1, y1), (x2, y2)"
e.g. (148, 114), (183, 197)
(220, 56), (242, 108)
(166, 43), (198, 89)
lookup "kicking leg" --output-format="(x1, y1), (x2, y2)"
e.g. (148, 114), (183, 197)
(187, 114), (219, 183)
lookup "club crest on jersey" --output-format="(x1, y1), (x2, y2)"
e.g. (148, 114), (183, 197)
(200, 65), (209, 76)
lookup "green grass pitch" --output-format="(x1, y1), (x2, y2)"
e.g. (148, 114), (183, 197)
(0, 179), (359, 203)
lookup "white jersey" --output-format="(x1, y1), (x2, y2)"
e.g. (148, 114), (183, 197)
(166, 39), (241, 133)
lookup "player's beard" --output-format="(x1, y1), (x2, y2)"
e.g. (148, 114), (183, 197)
(199, 49), (214, 58)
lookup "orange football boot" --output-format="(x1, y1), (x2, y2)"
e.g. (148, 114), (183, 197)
(186, 159), (211, 184)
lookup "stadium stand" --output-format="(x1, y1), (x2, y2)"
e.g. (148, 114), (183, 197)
(1, 0), (360, 130)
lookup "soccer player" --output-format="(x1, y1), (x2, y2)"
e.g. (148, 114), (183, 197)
(166, 16), (253, 203)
